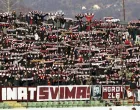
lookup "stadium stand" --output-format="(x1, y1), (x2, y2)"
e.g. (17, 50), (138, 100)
(0, 11), (139, 108)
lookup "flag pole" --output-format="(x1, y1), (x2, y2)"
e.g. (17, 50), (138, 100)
(122, 0), (126, 21)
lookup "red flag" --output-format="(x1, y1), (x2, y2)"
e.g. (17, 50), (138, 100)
(85, 15), (94, 22)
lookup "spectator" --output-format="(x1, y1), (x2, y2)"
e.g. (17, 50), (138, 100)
(130, 79), (138, 102)
(132, 107), (136, 110)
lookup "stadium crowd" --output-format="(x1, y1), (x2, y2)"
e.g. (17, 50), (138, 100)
(0, 11), (139, 88)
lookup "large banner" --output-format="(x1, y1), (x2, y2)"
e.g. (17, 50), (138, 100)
(102, 85), (123, 99)
(0, 85), (91, 102)
(0, 85), (137, 101)
(37, 85), (91, 101)
(102, 85), (134, 100)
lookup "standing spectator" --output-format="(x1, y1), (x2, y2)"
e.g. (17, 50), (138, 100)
(14, 76), (20, 87)
(130, 79), (138, 103)
(3, 79), (9, 87)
